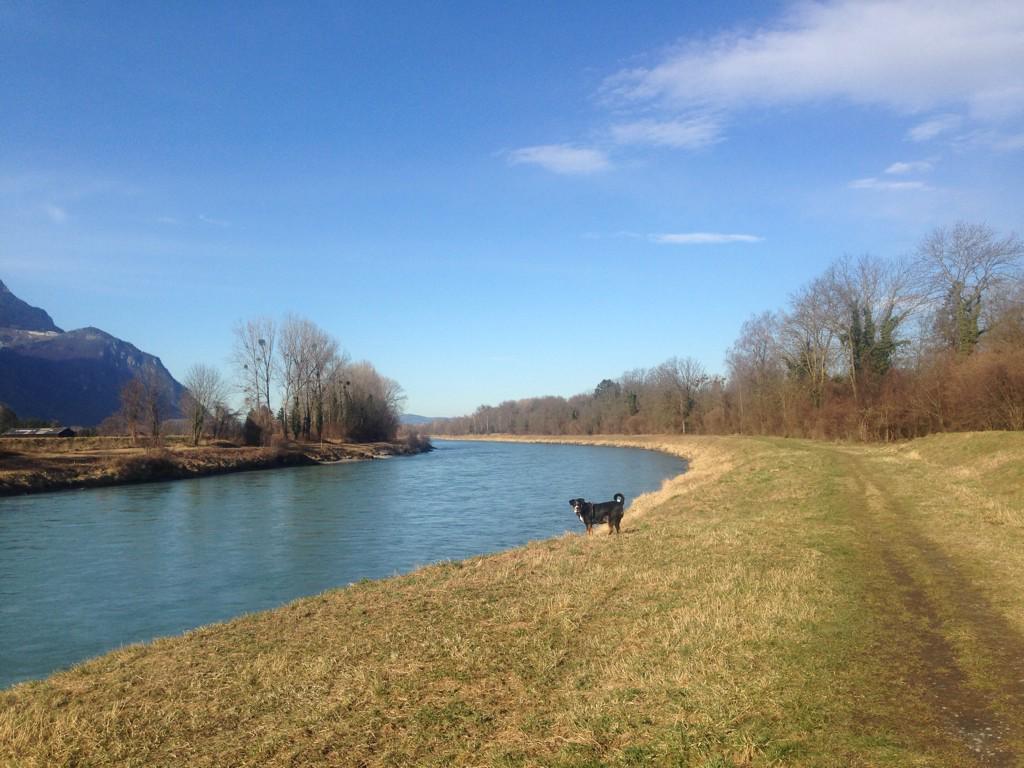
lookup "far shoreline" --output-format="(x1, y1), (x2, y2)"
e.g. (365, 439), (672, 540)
(0, 437), (433, 498)
(433, 433), (697, 522)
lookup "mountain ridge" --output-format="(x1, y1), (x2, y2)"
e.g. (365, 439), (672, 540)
(0, 280), (184, 426)
(0, 279), (62, 333)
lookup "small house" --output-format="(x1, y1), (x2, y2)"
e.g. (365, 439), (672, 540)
(1, 427), (77, 438)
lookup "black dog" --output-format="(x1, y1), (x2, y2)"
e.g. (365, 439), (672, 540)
(569, 493), (626, 535)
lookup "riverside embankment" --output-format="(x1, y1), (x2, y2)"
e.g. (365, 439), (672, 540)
(3, 432), (1023, 766)
(0, 437), (431, 497)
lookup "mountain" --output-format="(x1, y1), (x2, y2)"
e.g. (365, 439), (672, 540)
(0, 279), (62, 333)
(0, 281), (185, 426)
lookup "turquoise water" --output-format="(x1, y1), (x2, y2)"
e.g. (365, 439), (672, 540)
(0, 440), (684, 688)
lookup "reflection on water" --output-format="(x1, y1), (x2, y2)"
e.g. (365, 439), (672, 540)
(0, 440), (684, 687)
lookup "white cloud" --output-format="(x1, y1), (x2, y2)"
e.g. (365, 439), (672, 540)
(603, 1), (1024, 119)
(907, 114), (963, 141)
(651, 232), (763, 245)
(942, 127), (1024, 152)
(198, 214), (230, 226)
(884, 160), (933, 175)
(849, 177), (930, 191)
(43, 203), (67, 223)
(610, 116), (721, 149)
(508, 1), (1023, 176)
(505, 144), (610, 175)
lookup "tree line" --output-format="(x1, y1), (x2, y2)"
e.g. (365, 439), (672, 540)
(104, 314), (405, 445)
(427, 222), (1024, 441)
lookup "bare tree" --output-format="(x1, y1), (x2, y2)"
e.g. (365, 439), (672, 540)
(826, 254), (921, 401)
(277, 314), (303, 438)
(308, 326), (340, 440)
(727, 312), (785, 434)
(139, 367), (170, 442)
(119, 378), (146, 444)
(916, 223), (1024, 355)
(780, 277), (837, 409)
(181, 363), (229, 446)
(278, 315), (345, 440)
(654, 356), (708, 434)
(231, 317), (277, 415)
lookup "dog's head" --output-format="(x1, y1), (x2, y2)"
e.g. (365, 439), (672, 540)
(569, 498), (587, 522)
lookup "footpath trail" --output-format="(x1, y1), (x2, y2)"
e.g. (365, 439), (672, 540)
(830, 443), (1024, 766)
(2, 433), (1023, 767)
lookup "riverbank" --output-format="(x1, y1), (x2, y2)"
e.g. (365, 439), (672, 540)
(0, 437), (432, 497)
(435, 433), (729, 523)
(3, 432), (1024, 765)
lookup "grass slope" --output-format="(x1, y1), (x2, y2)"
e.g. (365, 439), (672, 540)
(2, 434), (1023, 766)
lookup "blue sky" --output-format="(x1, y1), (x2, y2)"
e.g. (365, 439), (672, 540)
(3, 1), (1023, 416)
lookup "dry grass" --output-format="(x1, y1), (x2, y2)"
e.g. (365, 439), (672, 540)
(0, 436), (187, 453)
(3, 433), (1023, 766)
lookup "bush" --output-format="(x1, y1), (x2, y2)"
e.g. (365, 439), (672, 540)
(242, 415), (264, 446)
(403, 431), (433, 452)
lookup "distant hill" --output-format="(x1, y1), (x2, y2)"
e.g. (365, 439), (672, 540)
(0, 280), (184, 426)
(400, 413), (445, 426)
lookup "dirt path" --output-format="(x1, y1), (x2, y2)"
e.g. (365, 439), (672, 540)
(837, 448), (1024, 766)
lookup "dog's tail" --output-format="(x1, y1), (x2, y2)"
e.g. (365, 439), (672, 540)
(614, 493), (625, 504)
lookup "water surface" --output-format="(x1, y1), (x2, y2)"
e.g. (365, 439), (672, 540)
(0, 439), (684, 688)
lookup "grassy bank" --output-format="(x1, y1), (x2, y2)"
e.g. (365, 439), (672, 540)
(0, 438), (430, 497)
(2, 433), (1023, 766)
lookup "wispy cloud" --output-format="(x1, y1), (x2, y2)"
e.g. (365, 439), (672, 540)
(505, 144), (610, 175)
(43, 203), (67, 223)
(852, 157), (935, 191)
(849, 177), (931, 191)
(609, 116), (721, 149)
(884, 160), (933, 175)
(650, 232), (762, 245)
(907, 113), (963, 142)
(198, 214), (230, 226)
(603, 2), (1024, 120)
(510, 2), (1024, 175)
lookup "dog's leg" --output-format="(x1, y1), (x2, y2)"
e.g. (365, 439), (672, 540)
(607, 520), (614, 535)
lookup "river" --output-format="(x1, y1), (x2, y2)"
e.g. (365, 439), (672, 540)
(0, 439), (684, 688)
